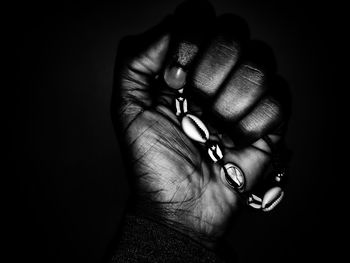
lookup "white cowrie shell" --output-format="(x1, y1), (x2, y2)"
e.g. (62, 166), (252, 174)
(262, 186), (284, 212)
(221, 163), (245, 191)
(181, 114), (209, 143)
(207, 143), (223, 162)
(247, 194), (262, 209)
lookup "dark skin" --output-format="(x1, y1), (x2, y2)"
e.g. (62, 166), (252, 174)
(112, 0), (289, 249)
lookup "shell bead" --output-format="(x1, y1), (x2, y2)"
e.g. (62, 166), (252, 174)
(221, 163), (245, 191)
(181, 114), (209, 143)
(262, 186), (284, 212)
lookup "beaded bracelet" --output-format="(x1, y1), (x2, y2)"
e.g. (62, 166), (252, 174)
(164, 65), (287, 212)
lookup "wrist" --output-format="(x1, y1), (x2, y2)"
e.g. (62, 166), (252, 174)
(115, 212), (232, 262)
(126, 198), (220, 249)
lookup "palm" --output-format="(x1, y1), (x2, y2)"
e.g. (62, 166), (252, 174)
(124, 105), (240, 238)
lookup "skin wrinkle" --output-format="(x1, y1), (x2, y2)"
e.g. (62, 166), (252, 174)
(216, 39), (240, 55)
(142, 116), (199, 179)
(136, 138), (169, 168)
(128, 117), (160, 148)
(120, 76), (151, 107)
(192, 38), (240, 96)
(241, 64), (265, 84)
(139, 35), (171, 74)
(238, 97), (282, 136)
(172, 179), (194, 205)
(130, 138), (185, 194)
(213, 68), (266, 121)
(195, 187), (229, 236)
(155, 167), (207, 229)
(239, 66), (265, 86)
(122, 107), (146, 136)
(151, 158), (184, 189)
(186, 190), (215, 231)
(126, 34), (170, 75)
(130, 132), (161, 167)
(117, 100), (139, 119)
(124, 64), (153, 85)
(154, 104), (180, 126)
(139, 160), (171, 193)
(158, 128), (198, 169)
(130, 58), (155, 75)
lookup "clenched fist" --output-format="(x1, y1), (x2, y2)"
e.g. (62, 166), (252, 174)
(112, 0), (290, 249)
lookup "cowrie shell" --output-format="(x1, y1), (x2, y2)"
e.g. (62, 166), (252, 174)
(221, 163), (245, 191)
(262, 186), (284, 212)
(181, 114), (209, 143)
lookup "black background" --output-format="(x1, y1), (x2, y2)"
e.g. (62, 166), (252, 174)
(10, 0), (344, 262)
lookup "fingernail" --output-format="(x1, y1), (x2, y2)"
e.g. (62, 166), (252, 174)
(221, 163), (245, 191)
(164, 66), (186, 90)
(262, 186), (284, 212)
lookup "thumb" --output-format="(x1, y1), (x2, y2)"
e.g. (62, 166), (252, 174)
(112, 16), (172, 129)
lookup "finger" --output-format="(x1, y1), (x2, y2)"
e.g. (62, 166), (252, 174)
(212, 63), (267, 124)
(162, 0), (215, 91)
(208, 127), (284, 196)
(220, 145), (270, 192)
(112, 17), (172, 129)
(219, 132), (290, 207)
(218, 134), (282, 194)
(218, 77), (290, 195)
(210, 41), (276, 124)
(252, 134), (282, 154)
(160, 13), (248, 120)
(232, 75), (291, 145)
(189, 14), (249, 98)
(233, 95), (284, 146)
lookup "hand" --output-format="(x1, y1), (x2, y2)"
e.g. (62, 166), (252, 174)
(112, 0), (290, 248)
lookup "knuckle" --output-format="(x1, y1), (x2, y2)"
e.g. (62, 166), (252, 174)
(190, 36), (241, 97)
(210, 64), (267, 122)
(214, 36), (241, 59)
(239, 63), (267, 89)
(236, 96), (284, 140)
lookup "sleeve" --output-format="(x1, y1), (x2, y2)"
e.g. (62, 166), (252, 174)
(108, 214), (234, 263)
